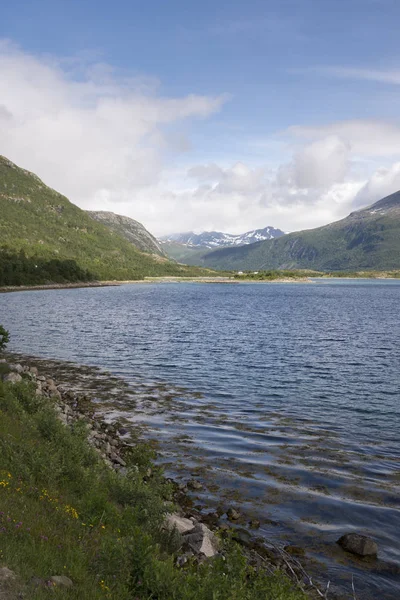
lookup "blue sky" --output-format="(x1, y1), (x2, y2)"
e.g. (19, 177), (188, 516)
(2, 0), (400, 234)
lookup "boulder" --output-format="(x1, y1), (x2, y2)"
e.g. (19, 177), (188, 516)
(164, 513), (195, 535)
(337, 533), (378, 557)
(182, 523), (219, 558)
(49, 575), (73, 588)
(2, 372), (22, 384)
(8, 363), (23, 374)
(187, 479), (203, 491)
(227, 507), (241, 521)
(0, 567), (16, 583)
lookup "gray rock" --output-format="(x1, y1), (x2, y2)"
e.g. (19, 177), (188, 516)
(49, 575), (73, 588)
(0, 567), (16, 583)
(187, 479), (203, 491)
(2, 372), (22, 384)
(183, 523), (219, 558)
(227, 507), (241, 521)
(111, 454), (126, 467)
(29, 366), (39, 376)
(164, 513), (195, 535)
(8, 363), (24, 374)
(337, 533), (378, 557)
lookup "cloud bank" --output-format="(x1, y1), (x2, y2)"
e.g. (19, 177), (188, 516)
(1, 41), (400, 235)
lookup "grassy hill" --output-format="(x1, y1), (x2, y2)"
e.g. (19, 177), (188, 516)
(186, 192), (400, 272)
(0, 156), (211, 282)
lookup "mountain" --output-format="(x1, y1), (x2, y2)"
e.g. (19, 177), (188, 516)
(160, 226), (285, 262)
(183, 192), (400, 271)
(160, 226), (284, 248)
(0, 156), (210, 281)
(87, 211), (164, 256)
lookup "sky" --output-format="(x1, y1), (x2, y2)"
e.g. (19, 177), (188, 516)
(2, 0), (400, 235)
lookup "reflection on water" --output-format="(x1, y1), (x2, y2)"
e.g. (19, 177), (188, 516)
(1, 280), (400, 599)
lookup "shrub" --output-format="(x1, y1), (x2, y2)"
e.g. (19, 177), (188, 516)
(0, 324), (9, 352)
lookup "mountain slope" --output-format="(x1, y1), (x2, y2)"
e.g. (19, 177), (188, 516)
(0, 156), (209, 280)
(160, 226), (284, 249)
(87, 211), (164, 256)
(160, 226), (285, 263)
(191, 192), (400, 271)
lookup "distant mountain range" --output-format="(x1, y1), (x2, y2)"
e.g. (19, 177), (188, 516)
(159, 226), (285, 262)
(160, 226), (284, 248)
(181, 191), (400, 271)
(87, 211), (164, 256)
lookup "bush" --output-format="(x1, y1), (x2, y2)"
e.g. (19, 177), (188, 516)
(0, 324), (9, 352)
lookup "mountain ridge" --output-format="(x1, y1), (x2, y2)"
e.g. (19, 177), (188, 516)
(181, 191), (400, 271)
(160, 225), (284, 248)
(0, 155), (210, 281)
(87, 211), (165, 256)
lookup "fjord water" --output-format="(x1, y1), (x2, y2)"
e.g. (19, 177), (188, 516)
(2, 281), (400, 598)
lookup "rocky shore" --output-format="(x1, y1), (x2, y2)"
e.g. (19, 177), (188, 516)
(1, 356), (386, 600)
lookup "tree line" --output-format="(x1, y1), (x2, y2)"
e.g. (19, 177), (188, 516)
(0, 248), (94, 286)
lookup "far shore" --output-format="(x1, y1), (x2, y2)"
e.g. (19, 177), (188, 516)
(2, 272), (400, 293)
(0, 276), (314, 293)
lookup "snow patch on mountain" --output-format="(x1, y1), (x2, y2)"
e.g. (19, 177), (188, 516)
(159, 226), (285, 248)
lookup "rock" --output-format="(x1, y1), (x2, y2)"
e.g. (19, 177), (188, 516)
(49, 575), (73, 588)
(37, 375), (46, 382)
(29, 366), (38, 376)
(249, 519), (260, 529)
(0, 567), (16, 583)
(227, 507), (241, 521)
(111, 454), (126, 467)
(9, 363), (24, 374)
(164, 513), (196, 535)
(2, 372), (22, 384)
(187, 479), (203, 491)
(183, 523), (219, 558)
(284, 545), (305, 557)
(337, 533), (378, 557)
(176, 552), (193, 567)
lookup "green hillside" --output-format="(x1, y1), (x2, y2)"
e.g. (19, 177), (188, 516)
(186, 192), (400, 272)
(0, 156), (210, 281)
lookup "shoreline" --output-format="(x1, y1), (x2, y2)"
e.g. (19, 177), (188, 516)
(0, 276), (313, 293)
(0, 352), (328, 599)
(3, 351), (391, 600)
(1, 273), (400, 294)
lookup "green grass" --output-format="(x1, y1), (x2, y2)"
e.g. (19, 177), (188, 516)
(0, 377), (306, 600)
(0, 156), (214, 282)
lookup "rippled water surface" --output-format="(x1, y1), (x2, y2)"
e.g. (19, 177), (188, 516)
(1, 281), (400, 599)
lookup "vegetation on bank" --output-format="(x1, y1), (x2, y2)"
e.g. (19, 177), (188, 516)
(0, 248), (95, 286)
(233, 270), (319, 280)
(0, 347), (305, 598)
(233, 269), (400, 280)
(0, 156), (213, 282)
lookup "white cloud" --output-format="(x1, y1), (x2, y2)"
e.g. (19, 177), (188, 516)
(353, 162), (400, 207)
(279, 135), (350, 189)
(0, 40), (225, 225)
(287, 119), (400, 158)
(310, 66), (400, 86)
(1, 41), (400, 237)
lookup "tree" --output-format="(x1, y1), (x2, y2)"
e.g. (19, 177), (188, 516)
(0, 325), (9, 352)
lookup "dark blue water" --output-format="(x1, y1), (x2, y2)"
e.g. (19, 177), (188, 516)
(1, 281), (400, 599)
